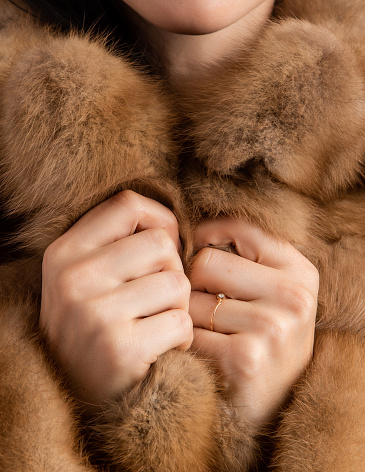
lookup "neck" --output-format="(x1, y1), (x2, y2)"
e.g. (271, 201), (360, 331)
(144, 0), (275, 80)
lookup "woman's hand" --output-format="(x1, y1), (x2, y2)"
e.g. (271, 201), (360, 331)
(40, 191), (192, 409)
(189, 219), (318, 427)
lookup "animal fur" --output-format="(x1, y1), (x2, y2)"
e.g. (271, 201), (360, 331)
(0, 0), (364, 470)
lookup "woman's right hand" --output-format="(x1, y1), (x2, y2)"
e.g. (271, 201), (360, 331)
(40, 191), (192, 410)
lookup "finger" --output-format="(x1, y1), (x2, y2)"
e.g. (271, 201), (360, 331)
(86, 227), (183, 285)
(61, 190), (180, 252)
(133, 309), (193, 360)
(190, 291), (290, 337)
(190, 247), (280, 301)
(190, 290), (253, 334)
(194, 218), (307, 272)
(89, 270), (191, 321)
(122, 270), (191, 317)
(191, 327), (228, 360)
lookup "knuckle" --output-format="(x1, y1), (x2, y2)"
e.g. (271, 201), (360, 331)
(174, 309), (194, 335)
(296, 253), (320, 289)
(43, 237), (66, 269)
(306, 261), (320, 289)
(42, 244), (55, 273)
(94, 318), (133, 368)
(175, 270), (191, 295)
(113, 191), (178, 228)
(229, 337), (265, 380)
(109, 190), (140, 216)
(267, 314), (294, 346)
(186, 329), (194, 348)
(161, 208), (178, 228)
(247, 308), (294, 350)
(165, 270), (191, 297)
(148, 227), (176, 255)
(114, 189), (139, 206)
(279, 279), (317, 321)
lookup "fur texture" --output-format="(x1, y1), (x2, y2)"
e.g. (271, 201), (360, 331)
(0, 0), (364, 470)
(177, 0), (365, 468)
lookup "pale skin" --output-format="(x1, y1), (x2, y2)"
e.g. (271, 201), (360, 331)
(190, 220), (317, 425)
(41, 0), (318, 427)
(41, 191), (193, 407)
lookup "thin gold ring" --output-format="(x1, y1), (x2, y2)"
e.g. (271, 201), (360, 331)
(210, 293), (226, 332)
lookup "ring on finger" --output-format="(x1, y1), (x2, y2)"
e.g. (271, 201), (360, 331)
(210, 293), (226, 332)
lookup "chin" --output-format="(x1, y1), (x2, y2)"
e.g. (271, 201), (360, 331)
(124, 0), (267, 35)
(159, 17), (239, 36)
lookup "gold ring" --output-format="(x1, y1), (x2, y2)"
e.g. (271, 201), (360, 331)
(210, 293), (226, 332)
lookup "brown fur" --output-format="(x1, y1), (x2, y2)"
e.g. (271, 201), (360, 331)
(0, 0), (364, 470)
(0, 1), (255, 470)
(176, 0), (365, 469)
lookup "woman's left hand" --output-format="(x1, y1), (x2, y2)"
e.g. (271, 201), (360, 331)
(189, 219), (318, 428)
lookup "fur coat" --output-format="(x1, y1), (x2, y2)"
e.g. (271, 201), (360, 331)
(0, 0), (364, 470)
